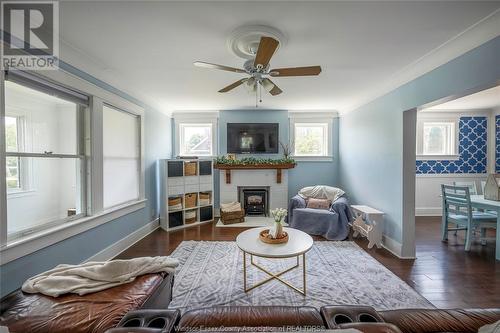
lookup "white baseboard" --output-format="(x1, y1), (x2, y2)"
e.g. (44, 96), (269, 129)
(83, 218), (160, 263)
(416, 207), (442, 216)
(381, 234), (415, 259)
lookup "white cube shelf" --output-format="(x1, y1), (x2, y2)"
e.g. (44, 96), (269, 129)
(159, 159), (214, 231)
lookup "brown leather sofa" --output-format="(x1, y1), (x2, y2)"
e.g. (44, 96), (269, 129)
(106, 305), (500, 333)
(0, 272), (174, 333)
(2, 274), (499, 333)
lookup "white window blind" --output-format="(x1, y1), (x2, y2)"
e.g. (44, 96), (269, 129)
(103, 105), (140, 209)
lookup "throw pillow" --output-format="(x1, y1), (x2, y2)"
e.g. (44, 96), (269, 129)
(306, 198), (331, 210)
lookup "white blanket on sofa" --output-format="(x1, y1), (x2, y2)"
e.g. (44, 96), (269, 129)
(298, 185), (345, 202)
(22, 256), (179, 297)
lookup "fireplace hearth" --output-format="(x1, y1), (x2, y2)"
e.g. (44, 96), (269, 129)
(238, 186), (270, 216)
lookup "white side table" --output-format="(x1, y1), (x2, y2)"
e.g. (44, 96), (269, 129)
(351, 205), (384, 249)
(236, 227), (313, 295)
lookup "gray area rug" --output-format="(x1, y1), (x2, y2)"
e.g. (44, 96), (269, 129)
(168, 241), (432, 312)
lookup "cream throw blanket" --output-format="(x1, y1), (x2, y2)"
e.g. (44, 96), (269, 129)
(22, 256), (179, 297)
(298, 185), (345, 202)
(220, 201), (242, 212)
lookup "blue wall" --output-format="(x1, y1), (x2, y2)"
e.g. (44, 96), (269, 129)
(416, 116), (487, 174)
(216, 110), (339, 207)
(339, 36), (500, 253)
(0, 65), (172, 297)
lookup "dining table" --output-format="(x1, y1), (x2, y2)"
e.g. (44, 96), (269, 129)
(470, 194), (500, 261)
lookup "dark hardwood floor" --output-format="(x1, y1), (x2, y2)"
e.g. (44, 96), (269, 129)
(117, 216), (500, 309)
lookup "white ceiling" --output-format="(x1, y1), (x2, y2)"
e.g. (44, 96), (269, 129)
(58, 1), (500, 114)
(424, 85), (500, 111)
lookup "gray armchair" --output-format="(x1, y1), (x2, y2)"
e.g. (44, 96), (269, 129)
(286, 195), (352, 240)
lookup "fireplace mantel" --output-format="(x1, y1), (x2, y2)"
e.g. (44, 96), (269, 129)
(214, 163), (295, 184)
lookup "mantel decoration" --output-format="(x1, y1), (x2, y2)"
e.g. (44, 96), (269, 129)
(279, 140), (294, 159)
(214, 156), (296, 184)
(260, 208), (288, 244)
(214, 156), (296, 166)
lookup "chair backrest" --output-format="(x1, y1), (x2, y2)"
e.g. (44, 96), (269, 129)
(453, 181), (478, 195)
(481, 180), (486, 195)
(441, 184), (472, 218)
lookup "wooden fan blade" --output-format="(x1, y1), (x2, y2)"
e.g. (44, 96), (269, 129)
(269, 66), (322, 77)
(253, 37), (279, 68)
(218, 78), (248, 93)
(194, 61), (246, 74)
(262, 78), (283, 96)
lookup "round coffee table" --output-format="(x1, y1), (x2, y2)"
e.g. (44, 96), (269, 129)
(236, 227), (313, 295)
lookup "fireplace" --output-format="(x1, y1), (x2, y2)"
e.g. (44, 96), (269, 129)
(238, 186), (270, 216)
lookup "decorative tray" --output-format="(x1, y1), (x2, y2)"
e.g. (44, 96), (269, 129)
(259, 229), (289, 244)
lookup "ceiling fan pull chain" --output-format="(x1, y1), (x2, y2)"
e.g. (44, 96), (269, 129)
(255, 86), (258, 108)
(259, 83), (263, 104)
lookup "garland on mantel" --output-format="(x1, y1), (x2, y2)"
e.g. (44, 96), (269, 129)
(215, 156), (296, 166)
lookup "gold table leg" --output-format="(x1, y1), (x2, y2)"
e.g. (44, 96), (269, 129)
(242, 251), (307, 296)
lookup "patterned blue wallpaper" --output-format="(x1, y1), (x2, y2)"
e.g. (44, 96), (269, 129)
(496, 115), (500, 172)
(416, 116), (487, 174)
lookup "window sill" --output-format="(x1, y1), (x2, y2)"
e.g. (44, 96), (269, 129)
(0, 199), (147, 265)
(416, 154), (460, 161)
(292, 156), (333, 162)
(177, 155), (215, 159)
(7, 189), (36, 199)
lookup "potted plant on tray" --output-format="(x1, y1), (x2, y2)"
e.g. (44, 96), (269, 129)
(270, 208), (287, 238)
(259, 208), (289, 244)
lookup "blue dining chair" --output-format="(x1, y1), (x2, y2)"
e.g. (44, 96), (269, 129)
(441, 184), (497, 251)
(453, 181), (478, 195)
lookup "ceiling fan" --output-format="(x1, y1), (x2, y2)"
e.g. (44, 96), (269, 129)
(193, 36), (321, 100)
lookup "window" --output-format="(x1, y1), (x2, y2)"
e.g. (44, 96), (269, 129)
(174, 113), (218, 157)
(1, 70), (146, 264)
(4, 79), (85, 239)
(416, 116), (458, 159)
(179, 123), (213, 156)
(294, 123), (329, 156)
(289, 113), (334, 160)
(103, 105), (140, 209)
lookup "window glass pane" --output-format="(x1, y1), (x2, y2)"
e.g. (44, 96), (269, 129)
(423, 122), (453, 155)
(103, 105), (140, 208)
(6, 157), (21, 190)
(5, 80), (78, 155)
(7, 157), (82, 237)
(294, 123), (327, 156)
(180, 124), (212, 156)
(5, 116), (18, 152)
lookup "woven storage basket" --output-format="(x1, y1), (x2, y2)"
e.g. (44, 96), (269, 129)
(184, 162), (197, 176)
(168, 197), (182, 211)
(220, 207), (245, 225)
(184, 193), (197, 208)
(199, 192), (211, 206)
(185, 210), (197, 224)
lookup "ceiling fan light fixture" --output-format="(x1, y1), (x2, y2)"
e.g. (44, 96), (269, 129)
(261, 78), (275, 92)
(245, 77), (256, 92)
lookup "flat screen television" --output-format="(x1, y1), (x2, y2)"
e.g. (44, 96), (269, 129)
(227, 123), (279, 154)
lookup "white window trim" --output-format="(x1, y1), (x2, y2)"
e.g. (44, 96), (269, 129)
(416, 113), (459, 161)
(0, 67), (147, 264)
(173, 112), (218, 158)
(289, 111), (336, 161)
